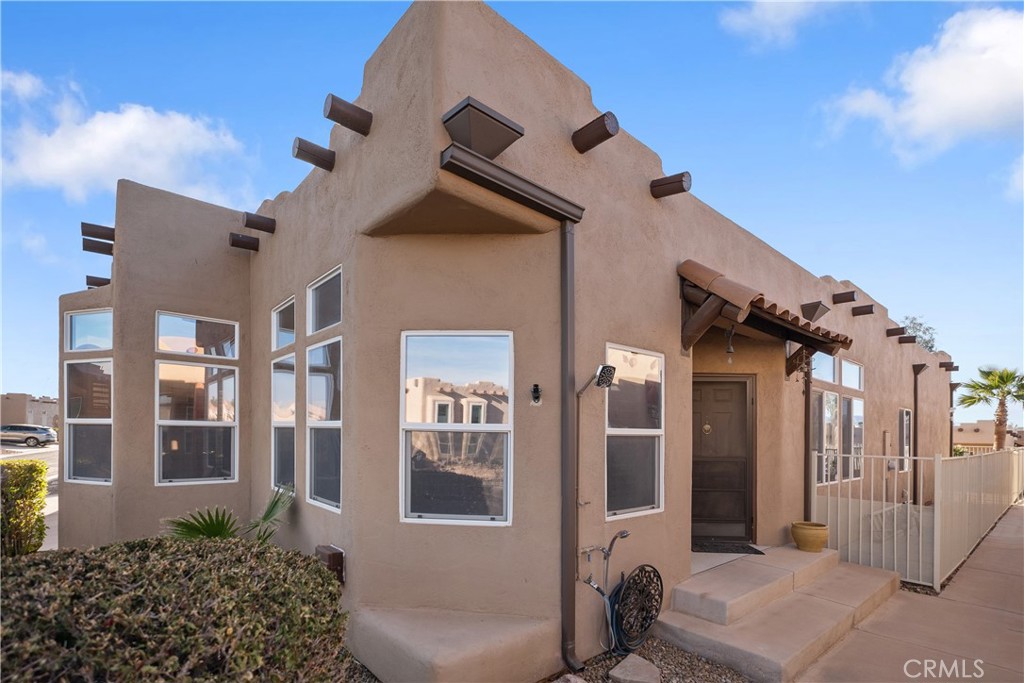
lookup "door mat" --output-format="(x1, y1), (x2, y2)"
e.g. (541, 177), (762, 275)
(691, 540), (765, 555)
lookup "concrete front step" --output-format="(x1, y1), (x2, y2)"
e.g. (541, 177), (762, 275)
(672, 545), (838, 625)
(656, 558), (899, 683)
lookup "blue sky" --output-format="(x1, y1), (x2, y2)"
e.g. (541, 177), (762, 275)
(2, 2), (1021, 425)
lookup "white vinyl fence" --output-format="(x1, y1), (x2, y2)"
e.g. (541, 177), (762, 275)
(812, 448), (1023, 590)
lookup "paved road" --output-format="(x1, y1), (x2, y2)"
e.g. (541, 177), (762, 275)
(1, 444), (59, 549)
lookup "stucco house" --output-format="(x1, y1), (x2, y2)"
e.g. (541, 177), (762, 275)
(58, 3), (955, 681)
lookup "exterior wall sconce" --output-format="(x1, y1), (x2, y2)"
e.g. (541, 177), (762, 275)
(725, 324), (736, 365)
(229, 233), (259, 252)
(323, 94), (372, 137)
(650, 172), (692, 198)
(800, 301), (830, 323)
(531, 384), (542, 405)
(242, 212), (276, 234)
(293, 137), (336, 172)
(832, 291), (858, 304)
(571, 112), (619, 154)
(442, 96), (524, 160)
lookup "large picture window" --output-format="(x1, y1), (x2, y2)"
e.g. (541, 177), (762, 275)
(401, 332), (512, 524)
(841, 360), (863, 390)
(307, 338), (341, 509)
(307, 267), (341, 334)
(65, 360), (113, 483)
(157, 312), (237, 359)
(66, 309), (113, 352)
(272, 355), (296, 490)
(606, 344), (664, 517)
(156, 362), (237, 483)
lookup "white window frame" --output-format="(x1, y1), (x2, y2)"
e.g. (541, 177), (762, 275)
(898, 408), (913, 472)
(399, 330), (514, 527)
(63, 358), (113, 485)
(430, 397), (455, 424)
(154, 360), (239, 486)
(841, 359), (863, 391)
(306, 336), (342, 512)
(463, 398), (487, 425)
(604, 342), (665, 520)
(271, 353), (297, 493)
(65, 307), (114, 353)
(272, 297), (296, 352)
(306, 266), (342, 335)
(155, 310), (239, 360)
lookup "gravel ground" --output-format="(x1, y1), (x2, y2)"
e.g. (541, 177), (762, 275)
(340, 637), (750, 683)
(547, 637), (750, 683)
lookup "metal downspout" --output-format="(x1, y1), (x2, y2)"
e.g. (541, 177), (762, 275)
(804, 368), (813, 521)
(560, 220), (584, 672)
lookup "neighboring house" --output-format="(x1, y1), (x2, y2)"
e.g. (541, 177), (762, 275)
(954, 419), (1024, 454)
(1, 393), (60, 429)
(57, 4), (955, 681)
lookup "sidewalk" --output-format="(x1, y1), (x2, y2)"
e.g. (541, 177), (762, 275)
(799, 503), (1024, 682)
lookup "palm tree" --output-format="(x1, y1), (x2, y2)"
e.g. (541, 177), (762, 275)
(957, 368), (1024, 451)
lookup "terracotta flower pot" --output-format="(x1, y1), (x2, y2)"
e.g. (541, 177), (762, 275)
(791, 521), (828, 553)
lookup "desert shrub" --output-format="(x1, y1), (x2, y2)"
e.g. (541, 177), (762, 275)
(0, 459), (48, 556)
(1, 537), (346, 681)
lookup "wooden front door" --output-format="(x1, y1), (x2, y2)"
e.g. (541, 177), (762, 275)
(692, 378), (753, 540)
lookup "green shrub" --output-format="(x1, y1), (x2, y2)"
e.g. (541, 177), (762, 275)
(1, 537), (347, 681)
(0, 459), (48, 556)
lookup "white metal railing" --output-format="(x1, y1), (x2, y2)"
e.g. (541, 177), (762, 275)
(811, 448), (1024, 590)
(936, 447), (1024, 586)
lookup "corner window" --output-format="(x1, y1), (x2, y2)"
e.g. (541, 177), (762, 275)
(401, 332), (512, 523)
(156, 362), (237, 483)
(811, 352), (836, 383)
(898, 408), (912, 472)
(157, 312), (237, 359)
(66, 309), (113, 352)
(273, 298), (296, 350)
(307, 267), (341, 334)
(606, 344), (664, 517)
(272, 355), (296, 490)
(307, 338), (342, 509)
(65, 360), (113, 483)
(841, 360), (863, 390)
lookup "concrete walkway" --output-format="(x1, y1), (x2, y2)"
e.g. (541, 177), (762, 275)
(799, 503), (1024, 682)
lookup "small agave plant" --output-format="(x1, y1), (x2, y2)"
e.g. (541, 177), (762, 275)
(165, 487), (294, 544)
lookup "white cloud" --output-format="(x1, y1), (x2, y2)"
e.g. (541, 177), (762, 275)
(829, 8), (1024, 163)
(1, 70), (46, 103)
(3, 74), (248, 206)
(720, 2), (832, 50)
(1007, 155), (1023, 201)
(17, 231), (61, 267)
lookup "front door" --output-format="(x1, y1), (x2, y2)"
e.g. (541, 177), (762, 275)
(692, 378), (753, 540)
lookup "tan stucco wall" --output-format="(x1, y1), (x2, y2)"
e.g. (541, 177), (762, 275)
(56, 2), (956, 679)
